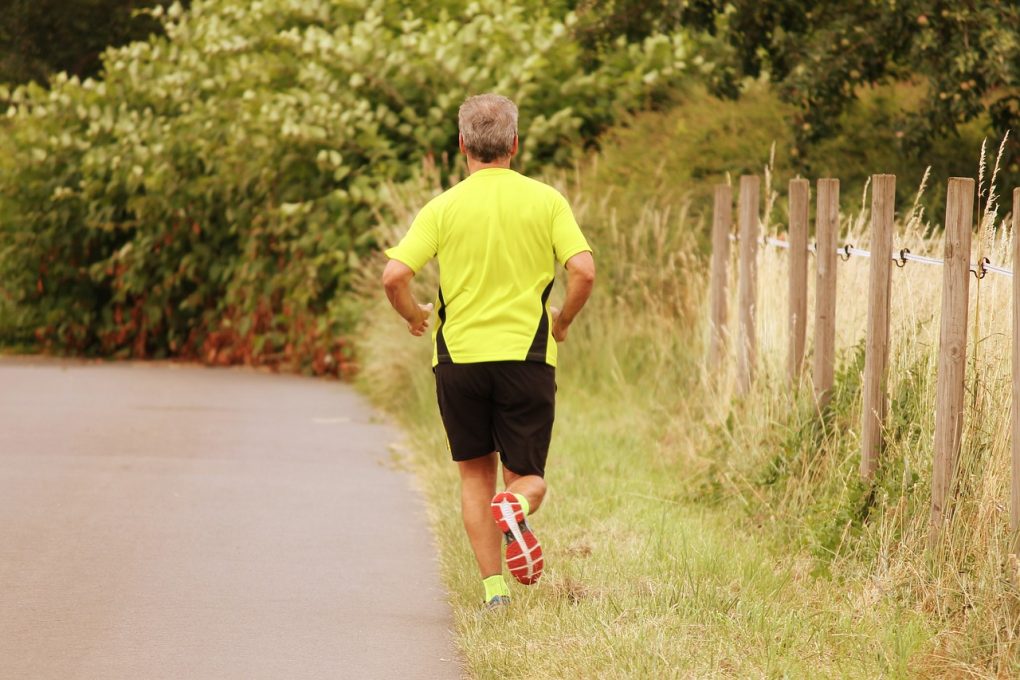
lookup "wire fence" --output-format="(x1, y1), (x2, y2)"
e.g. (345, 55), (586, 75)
(733, 233), (1013, 279)
(711, 175), (1020, 544)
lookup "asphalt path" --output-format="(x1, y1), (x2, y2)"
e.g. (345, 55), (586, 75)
(0, 358), (461, 680)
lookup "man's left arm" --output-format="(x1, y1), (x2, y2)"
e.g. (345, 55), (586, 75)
(382, 259), (432, 336)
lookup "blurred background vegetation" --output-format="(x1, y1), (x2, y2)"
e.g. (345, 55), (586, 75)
(0, 0), (189, 84)
(0, 0), (1017, 368)
(3, 2), (1020, 673)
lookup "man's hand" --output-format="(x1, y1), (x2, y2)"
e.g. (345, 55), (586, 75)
(408, 303), (433, 336)
(550, 306), (568, 343)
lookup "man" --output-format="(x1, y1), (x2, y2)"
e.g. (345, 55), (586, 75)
(381, 93), (595, 611)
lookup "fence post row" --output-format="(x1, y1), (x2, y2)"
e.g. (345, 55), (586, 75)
(930, 177), (976, 538)
(710, 171), (1020, 541)
(787, 179), (810, 385)
(813, 179), (839, 409)
(709, 184), (732, 370)
(737, 175), (760, 395)
(860, 175), (896, 479)
(1012, 188), (1020, 550)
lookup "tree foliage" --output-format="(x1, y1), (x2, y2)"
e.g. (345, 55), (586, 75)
(0, 0), (701, 371)
(688, 0), (1019, 161)
(0, 0), (187, 85)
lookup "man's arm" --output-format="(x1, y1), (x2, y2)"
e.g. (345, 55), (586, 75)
(382, 259), (432, 336)
(551, 251), (595, 343)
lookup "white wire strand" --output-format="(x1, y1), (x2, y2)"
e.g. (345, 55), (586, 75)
(983, 263), (1014, 278)
(901, 252), (944, 266)
(734, 232), (1011, 277)
(741, 233), (1015, 278)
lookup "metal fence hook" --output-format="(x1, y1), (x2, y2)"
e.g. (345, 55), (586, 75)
(972, 257), (990, 280)
(895, 248), (910, 268)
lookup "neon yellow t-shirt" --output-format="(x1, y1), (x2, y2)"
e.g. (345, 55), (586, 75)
(385, 168), (591, 367)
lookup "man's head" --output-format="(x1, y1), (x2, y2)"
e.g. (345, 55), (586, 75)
(458, 94), (518, 163)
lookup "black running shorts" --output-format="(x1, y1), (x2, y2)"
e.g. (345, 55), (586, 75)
(434, 361), (556, 477)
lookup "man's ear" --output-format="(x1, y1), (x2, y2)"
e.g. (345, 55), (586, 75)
(458, 133), (467, 156)
(510, 134), (519, 157)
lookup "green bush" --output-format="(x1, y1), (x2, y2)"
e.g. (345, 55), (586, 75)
(0, 0), (703, 372)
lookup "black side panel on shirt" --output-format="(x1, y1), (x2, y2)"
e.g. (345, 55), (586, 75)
(525, 280), (554, 363)
(436, 287), (451, 363)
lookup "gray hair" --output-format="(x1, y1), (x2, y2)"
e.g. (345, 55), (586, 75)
(458, 94), (518, 162)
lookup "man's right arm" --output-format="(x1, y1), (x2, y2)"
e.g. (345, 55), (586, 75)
(551, 251), (595, 343)
(382, 259), (433, 336)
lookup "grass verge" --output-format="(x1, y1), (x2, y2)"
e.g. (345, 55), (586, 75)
(352, 84), (1020, 677)
(353, 165), (942, 677)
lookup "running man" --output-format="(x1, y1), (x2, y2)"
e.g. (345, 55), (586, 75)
(381, 94), (595, 610)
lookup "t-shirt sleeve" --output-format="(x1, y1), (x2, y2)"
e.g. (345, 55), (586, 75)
(384, 203), (439, 273)
(551, 193), (591, 267)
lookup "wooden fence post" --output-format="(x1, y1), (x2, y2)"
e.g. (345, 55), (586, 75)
(1010, 188), (1020, 549)
(788, 178), (810, 384)
(737, 175), (760, 394)
(860, 174), (896, 479)
(709, 184), (732, 369)
(814, 179), (840, 408)
(931, 177), (975, 536)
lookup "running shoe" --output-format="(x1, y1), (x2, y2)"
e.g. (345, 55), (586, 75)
(490, 492), (544, 585)
(483, 595), (511, 612)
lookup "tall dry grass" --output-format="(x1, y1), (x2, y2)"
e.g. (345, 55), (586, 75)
(352, 137), (1020, 675)
(710, 139), (1020, 675)
(352, 161), (940, 677)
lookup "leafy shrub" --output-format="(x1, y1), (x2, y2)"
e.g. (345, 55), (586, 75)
(0, 0), (702, 373)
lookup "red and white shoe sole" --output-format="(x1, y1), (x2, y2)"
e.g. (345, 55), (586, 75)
(505, 531), (543, 585)
(490, 492), (544, 585)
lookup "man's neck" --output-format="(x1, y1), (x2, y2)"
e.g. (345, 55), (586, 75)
(466, 157), (513, 175)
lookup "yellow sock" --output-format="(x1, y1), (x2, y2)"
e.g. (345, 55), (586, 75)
(483, 574), (510, 600)
(512, 493), (530, 517)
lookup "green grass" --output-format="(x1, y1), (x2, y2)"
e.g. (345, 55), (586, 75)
(353, 174), (936, 677)
(352, 84), (1019, 677)
(357, 285), (934, 678)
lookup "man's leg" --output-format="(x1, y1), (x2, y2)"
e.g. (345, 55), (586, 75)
(488, 363), (554, 586)
(502, 467), (547, 515)
(458, 452), (502, 578)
